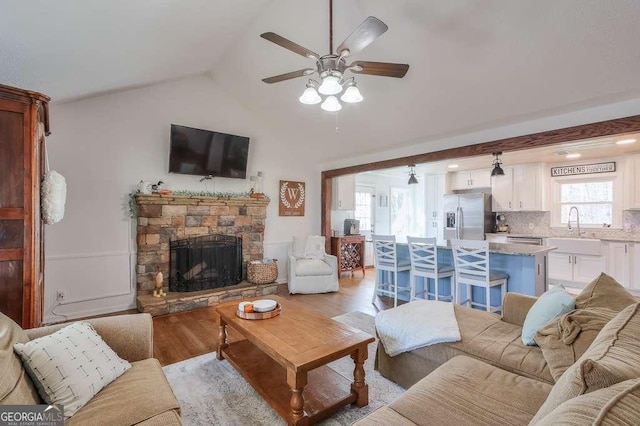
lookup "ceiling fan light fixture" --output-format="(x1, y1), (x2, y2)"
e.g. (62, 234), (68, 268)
(321, 95), (342, 112)
(341, 85), (363, 103)
(318, 75), (343, 95)
(299, 86), (321, 105)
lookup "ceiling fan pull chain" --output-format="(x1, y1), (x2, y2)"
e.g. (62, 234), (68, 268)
(335, 111), (340, 134)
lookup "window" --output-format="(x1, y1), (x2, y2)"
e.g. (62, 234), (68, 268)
(552, 176), (622, 228)
(354, 186), (374, 234)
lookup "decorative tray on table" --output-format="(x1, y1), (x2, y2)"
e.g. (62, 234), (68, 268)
(236, 299), (281, 320)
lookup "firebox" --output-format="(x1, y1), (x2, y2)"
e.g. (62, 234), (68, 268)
(169, 234), (242, 292)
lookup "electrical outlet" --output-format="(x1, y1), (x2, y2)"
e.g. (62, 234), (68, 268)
(529, 222), (535, 230)
(56, 291), (65, 302)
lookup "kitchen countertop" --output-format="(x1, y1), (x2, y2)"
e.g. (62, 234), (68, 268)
(487, 233), (640, 243)
(397, 241), (556, 256)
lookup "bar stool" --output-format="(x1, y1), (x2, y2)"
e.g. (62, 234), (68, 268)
(451, 239), (508, 313)
(372, 235), (411, 307)
(407, 236), (455, 302)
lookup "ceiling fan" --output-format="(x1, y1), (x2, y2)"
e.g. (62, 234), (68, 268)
(260, 0), (410, 111)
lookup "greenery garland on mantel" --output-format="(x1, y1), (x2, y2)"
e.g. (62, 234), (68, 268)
(128, 190), (270, 218)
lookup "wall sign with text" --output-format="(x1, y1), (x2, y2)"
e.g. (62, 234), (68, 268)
(551, 162), (616, 177)
(279, 180), (305, 216)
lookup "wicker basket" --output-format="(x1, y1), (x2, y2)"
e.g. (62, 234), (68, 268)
(247, 260), (278, 284)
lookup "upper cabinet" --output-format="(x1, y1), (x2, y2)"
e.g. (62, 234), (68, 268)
(449, 169), (491, 190)
(491, 163), (546, 212)
(332, 174), (355, 210)
(626, 155), (640, 210)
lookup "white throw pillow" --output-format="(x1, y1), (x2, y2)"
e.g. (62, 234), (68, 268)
(13, 322), (131, 418)
(291, 236), (306, 258)
(304, 236), (326, 259)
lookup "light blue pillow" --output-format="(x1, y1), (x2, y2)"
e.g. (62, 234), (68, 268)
(522, 287), (575, 346)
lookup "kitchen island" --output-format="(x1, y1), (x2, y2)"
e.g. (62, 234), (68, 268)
(377, 242), (556, 309)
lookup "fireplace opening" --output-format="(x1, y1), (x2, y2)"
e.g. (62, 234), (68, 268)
(169, 234), (242, 292)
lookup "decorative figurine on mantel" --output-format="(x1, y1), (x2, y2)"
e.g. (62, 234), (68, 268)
(154, 269), (167, 298)
(250, 171), (265, 199)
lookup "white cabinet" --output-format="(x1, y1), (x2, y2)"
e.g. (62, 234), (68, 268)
(491, 167), (514, 212)
(491, 164), (545, 212)
(425, 174), (447, 220)
(332, 175), (355, 210)
(626, 155), (640, 209)
(549, 252), (605, 285)
(426, 219), (444, 245)
(605, 241), (637, 288)
(548, 252), (574, 282)
(449, 169), (491, 190)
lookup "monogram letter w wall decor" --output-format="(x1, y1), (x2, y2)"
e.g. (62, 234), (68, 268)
(279, 180), (305, 216)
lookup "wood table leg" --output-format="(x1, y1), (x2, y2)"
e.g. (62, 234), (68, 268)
(287, 368), (308, 425)
(216, 317), (228, 360)
(351, 345), (369, 407)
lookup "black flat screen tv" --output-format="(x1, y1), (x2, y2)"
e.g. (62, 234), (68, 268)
(169, 124), (249, 179)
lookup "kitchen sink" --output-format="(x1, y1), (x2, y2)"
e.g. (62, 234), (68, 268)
(547, 237), (602, 256)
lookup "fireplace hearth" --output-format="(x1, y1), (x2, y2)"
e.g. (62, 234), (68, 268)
(170, 234), (242, 292)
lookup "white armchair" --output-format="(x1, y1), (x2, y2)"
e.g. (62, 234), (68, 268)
(287, 236), (339, 294)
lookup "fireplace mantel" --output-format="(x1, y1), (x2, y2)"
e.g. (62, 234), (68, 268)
(135, 193), (270, 302)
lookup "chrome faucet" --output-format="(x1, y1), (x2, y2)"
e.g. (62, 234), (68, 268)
(567, 206), (582, 237)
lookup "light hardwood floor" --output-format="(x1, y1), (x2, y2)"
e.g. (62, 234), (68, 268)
(153, 271), (395, 366)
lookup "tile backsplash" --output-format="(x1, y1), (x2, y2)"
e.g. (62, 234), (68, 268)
(502, 210), (640, 240)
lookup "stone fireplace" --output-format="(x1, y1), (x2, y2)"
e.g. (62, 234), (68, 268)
(135, 194), (277, 315)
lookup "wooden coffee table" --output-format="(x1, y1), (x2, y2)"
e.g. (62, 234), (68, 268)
(216, 296), (375, 425)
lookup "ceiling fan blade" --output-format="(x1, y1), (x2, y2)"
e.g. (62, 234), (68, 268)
(337, 16), (388, 56)
(260, 32), (319, 59)
(262, 68), (315, 84)
(349, 61), (409, 78)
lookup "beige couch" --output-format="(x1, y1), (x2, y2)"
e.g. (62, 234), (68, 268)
(356, 274), (640, 425)
(1, 312), (182, 425)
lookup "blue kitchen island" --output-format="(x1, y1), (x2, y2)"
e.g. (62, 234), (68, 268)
(376, 242), (556, 309)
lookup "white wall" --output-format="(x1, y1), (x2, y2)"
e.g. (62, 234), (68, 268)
(44, 75), (320, 323)
(355, 173), (411, 235)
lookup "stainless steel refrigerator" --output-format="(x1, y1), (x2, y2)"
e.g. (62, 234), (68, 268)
(443, 193), (493, 241)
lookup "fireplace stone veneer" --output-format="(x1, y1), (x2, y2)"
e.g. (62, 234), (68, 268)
(135, 194), (272, 314)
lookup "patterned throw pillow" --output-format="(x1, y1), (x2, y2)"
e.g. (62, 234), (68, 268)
(13, 322), (131, 418)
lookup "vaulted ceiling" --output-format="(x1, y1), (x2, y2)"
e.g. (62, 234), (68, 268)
(2, 0), (640, 163)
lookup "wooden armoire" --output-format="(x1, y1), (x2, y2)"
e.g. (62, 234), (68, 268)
(0, 84), (50, 328)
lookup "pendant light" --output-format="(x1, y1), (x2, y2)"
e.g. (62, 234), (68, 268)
(408, 164), (418, 185)
(491, 152), (505, 176)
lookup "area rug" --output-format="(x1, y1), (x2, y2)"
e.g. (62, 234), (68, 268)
(163, 311), (404, 425)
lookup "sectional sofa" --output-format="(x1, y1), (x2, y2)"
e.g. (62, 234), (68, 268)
(356, 273), (640, 425)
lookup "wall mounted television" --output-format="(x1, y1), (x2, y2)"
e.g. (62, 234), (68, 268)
(169, 124), (250, 179)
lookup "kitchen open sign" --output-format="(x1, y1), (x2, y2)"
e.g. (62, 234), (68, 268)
(551, 162), (615, 177)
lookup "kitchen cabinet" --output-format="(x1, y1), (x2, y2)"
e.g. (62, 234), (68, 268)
(425, 174), (447, 220)
(425, 220), (444, 245)
(548, 252), (605, 285)
(425, 174), (447, 245)
(449, 169), (491, 190)
(605, 241), (638, 288)
(332, 174), (355, 210)
(491, 164), (545, 212)
(626, 155), (640, 209)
